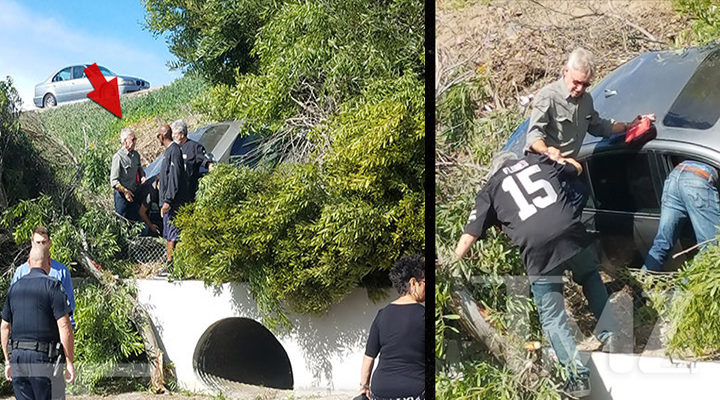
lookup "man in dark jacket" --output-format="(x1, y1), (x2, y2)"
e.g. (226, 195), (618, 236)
(171, 119), (214, 202)
(157, 124), (190, 264)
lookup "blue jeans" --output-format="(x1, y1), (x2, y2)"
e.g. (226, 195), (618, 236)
(531, 245), (612, 377)
(644, 165), (720, 271)
(114, 190), (140, 221)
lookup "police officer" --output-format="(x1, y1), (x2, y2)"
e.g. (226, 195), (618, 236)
(1, 247), (75, 400)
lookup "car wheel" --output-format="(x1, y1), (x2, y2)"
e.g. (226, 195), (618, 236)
(43, 93), (56, 108)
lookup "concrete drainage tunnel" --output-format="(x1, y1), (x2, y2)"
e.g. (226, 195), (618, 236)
(192, 317), (294, 391)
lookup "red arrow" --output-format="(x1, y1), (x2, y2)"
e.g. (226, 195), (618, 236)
(84, 63), (122, 118)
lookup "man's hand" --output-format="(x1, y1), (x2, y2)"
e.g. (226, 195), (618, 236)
(161, 202), (171, 216)
(65, 360), (75, 383)
(124, 190), (134, 202)
(544, 146), (562, 161)
(627, 113), (656, 130)
(150, 224), (159, 235)
(561, 157), (583, 175)
(140, 176), (147, 185)
(4, 363), (10, 381)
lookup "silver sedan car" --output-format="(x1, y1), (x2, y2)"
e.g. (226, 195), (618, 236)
(33, 64), (150, 108)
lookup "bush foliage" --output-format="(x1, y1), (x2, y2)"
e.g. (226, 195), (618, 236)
(144, 0), (426, 325)
(666, 244), (720, 358)
(673, 0), (720, 45)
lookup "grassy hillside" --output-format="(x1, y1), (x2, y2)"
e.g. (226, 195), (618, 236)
(20, 75), (210, 194)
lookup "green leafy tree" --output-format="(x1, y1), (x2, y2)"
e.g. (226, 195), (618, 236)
(673, 0), (720, 45)
(153, 0), (425, 324)
(143, 0), (276, 84)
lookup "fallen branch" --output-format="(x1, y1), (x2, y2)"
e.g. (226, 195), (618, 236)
(448, 282), (539, 378)
(76, 247), (169, 393)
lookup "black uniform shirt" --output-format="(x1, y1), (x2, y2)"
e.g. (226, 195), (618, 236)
(180, 139), (212, 201)
(1, 268), (71, 343)
(464, 153), (593, 277)
(365, 303), (425, 397)
(159, 142), (190, 207)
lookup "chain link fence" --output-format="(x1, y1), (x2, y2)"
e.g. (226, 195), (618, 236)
(127, 236), (166, 264)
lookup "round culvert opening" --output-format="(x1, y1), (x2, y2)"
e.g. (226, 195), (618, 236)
(193, 317), (293, 389)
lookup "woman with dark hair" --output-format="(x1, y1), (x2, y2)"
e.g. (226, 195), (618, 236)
(359, 254), (425, 400)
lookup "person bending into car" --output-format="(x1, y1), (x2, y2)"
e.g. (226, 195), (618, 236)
(171, 119), (215, 203)
(110, 128), (145, 221)
(525, 47), (653, 161)
(137, 176), (163, 237)
(643, 160), (720, 272)
(454, 151), (617, 399)
(157, 124), (190, 267)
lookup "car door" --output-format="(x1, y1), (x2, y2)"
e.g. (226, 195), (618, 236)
(71, 65), (93, 101)
(51, 67), (73, 103)
(579, 150), (681, 271)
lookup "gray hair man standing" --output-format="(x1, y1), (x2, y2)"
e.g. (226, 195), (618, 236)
(525, 47), (654, 160)
(110, 128), (145, 221)
(171, 119), (214, 202)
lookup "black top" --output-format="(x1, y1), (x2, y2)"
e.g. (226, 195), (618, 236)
(365, 303), (425, 397)
(1, 269), (71, 343)
(159, 142), (190, 207)
(138, 177), (159, 210)
(181, 139), (212, 201)
(463, 153), (593, 277)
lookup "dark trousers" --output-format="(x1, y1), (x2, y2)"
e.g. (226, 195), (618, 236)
(114, 190), (140, 221)
(11, 348), (65, 400)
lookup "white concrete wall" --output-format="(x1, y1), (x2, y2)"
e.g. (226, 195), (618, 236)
(589, 352), (720, 399)
(135, 280), (393, 393)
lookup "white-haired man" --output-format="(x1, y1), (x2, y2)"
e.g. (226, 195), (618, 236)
(171, 119), (214, 202)
(525, 47), (654, 160)
(110, 128), (145, 220)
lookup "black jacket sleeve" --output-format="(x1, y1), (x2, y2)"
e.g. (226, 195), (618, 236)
(160, 145), (184, 205)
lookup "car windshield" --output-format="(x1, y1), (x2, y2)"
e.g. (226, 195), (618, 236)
(97, 66), (115, 76)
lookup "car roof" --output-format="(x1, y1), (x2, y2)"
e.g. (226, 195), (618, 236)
(504, 45), (720, 161)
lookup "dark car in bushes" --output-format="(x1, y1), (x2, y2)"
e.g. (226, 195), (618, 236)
(503, 45), (720, 271)
(144, 119), (258, 180)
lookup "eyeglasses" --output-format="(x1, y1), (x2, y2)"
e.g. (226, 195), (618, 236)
(573, 79), (591, 88)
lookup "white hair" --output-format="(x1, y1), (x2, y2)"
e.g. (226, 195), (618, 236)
(170, 119), (188, 136)
(120, 128), (135, 143)
(566, 47), (595, 78)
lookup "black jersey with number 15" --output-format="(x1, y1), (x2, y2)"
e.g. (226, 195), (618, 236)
(464, 153), (593, 277)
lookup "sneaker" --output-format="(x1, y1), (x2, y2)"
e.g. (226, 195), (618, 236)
(640, 266), (676, 276)
(565, 374), (591, 398)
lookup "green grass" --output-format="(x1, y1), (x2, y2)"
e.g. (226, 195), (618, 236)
(31, 74), (209, 156)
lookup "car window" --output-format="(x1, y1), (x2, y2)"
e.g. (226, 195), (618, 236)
(585, 153), (659, 213)
(663, 48), (720, 130)
(71, 66), (86, 80)
(199, 124), (231, 152)
(52, 67), (72, 82)
(98, 66), (114, 76)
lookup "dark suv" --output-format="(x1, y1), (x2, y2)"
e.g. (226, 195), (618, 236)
(503, 45), (720, 271)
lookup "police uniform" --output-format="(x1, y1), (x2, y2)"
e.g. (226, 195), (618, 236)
(2, 268), (71, 400)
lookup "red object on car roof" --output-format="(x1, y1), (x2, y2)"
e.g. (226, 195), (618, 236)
(625, 116), (653, 143)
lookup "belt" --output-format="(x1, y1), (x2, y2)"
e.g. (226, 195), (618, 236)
(11, 340), (54, 353)
(678, 164), (717, 182)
